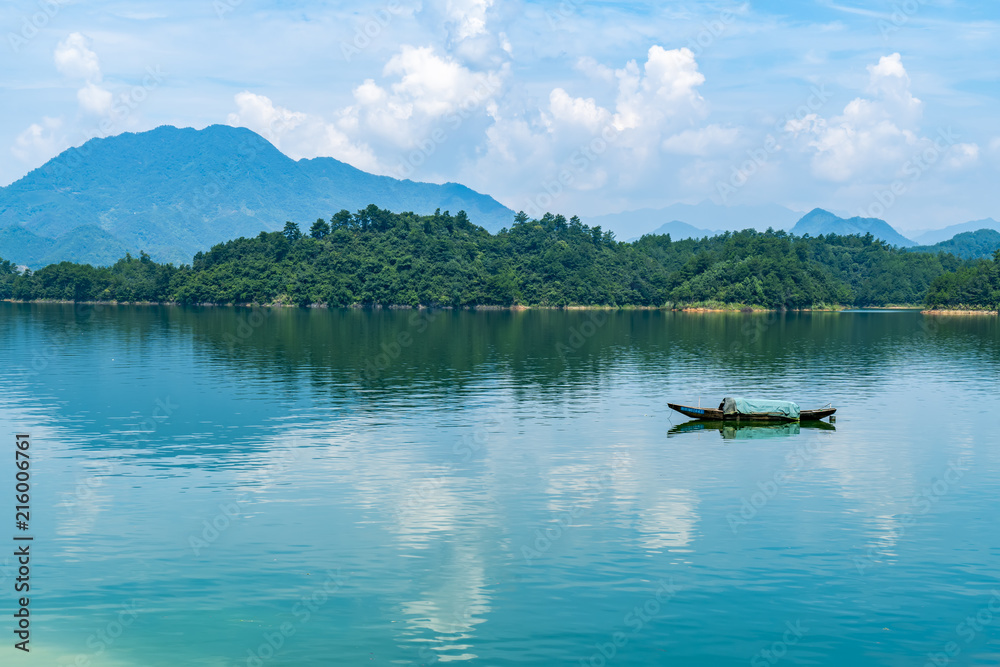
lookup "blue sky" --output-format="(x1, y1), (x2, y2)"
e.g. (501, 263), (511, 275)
(1, 0), (998, 231)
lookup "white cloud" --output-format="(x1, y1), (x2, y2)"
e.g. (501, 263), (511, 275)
(382, 45), (499, 119)
(864, 53), (922, 127)
(946, 143), (979, 169)
(612, 46), (706, 132)
(446, 0), (494, 40)
(227, 92), (379, 172)
(227, 91), (307, 141)
(347, 45), (505, 151)
(662, 125), (740, 156)
(785, 53), (926, 182)
(547, 88), (611, 133)
(52, 32), (115, 119)
(532, 46), (707, 143)
(465, 45), (718, 213)
(11, 118), (64, 163)
(226, 44), (506, 180)
(54, 33), (102, 82)
(498, 31), (512, 56)
(575, 56), (616, 84)
(77, 82), (113, 116)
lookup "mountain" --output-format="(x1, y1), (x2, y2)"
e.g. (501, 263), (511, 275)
(908, 229), (1000, 260)
(586, 202), (802, 240)
(0, 224), (131, 268)
(0, 125), (514, 267)
(790, 208), (915, 247)
(641, 220), (718, 241)
(912, 218), (1000, 246)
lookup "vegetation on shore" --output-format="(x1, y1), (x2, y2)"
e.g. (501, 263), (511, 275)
(924, 249), (1000, 311)
(0, 206), (988, 309)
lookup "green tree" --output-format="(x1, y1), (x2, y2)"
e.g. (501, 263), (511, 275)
(283, 221), (302, 241)
(310, 218), (331, 239)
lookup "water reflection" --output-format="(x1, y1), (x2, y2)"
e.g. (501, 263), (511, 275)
(667, 420), (836, 439)
(3, 304), (1000, 666)
(399, 541), (491, 663)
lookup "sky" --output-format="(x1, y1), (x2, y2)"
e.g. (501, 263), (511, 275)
(1, 0), (998, 232)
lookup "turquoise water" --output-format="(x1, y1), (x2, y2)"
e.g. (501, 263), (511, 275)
(2, 304), (999, 666)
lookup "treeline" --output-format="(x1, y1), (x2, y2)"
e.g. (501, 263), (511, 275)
(925, 250), (1000, 310)
(0, 206), (976, 308)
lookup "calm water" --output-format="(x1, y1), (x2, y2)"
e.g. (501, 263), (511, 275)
(2, 304), (999, 666)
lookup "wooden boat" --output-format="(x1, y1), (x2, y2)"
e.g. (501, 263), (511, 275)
(667, 402), (836, 422)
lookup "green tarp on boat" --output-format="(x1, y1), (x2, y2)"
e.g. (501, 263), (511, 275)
(722, 397), (801, 420)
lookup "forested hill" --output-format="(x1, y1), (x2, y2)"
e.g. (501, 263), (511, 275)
(926, 250), (1000, 310)
(908, 229), (1000, 260)
(0, 206), (971, 308)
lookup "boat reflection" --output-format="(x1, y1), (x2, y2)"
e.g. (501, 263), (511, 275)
(667, 419), (836, 439)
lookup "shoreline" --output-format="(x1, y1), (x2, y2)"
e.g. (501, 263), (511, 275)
(921, 309), (998, 316)
(1, 298), (933, 312)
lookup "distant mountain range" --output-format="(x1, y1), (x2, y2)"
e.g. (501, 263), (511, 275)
(600, 205), (923, 247)
(587, 202), (802, 241)
(1, 125), (995, 269)
(789, 208), (915, 247)
(911, 218), (1000, 246)
(644, 220), (720, 241)
(0, 125), (514, 267)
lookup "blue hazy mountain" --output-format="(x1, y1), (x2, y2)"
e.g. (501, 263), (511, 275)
(908, 229), (1000, 260)
(912, 218), (1000, 246)
(790, 208), (915, 247)
(586, 201), (802, 241)
(0, 125), (514, 267)
(0, 224), (131, 269)
(639, 220), (718, 241)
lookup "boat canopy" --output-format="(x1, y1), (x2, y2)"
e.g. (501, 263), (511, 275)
(722, 397), (800, 420)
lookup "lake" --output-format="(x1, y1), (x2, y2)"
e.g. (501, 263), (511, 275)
(2, 303), (999, 666)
